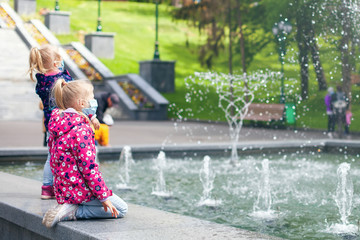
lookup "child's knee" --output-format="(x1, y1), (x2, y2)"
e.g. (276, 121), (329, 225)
(117, 202), (128, 217)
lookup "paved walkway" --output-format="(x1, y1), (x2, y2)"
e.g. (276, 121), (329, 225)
(1, 119), (359, 148)
(0, 28), (40, 121)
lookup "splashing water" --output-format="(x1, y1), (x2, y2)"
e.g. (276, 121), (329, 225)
(254, 159), (272, 211)
(185, 71), (281, 165)
(324, 162), (358, 236)
(250, 159), (277, 220)
(5, 152), (360, 239)
(335, 163), (353, 225)
(116, 146), (137, 190)
(198, 155), (222, 207)
(151, 151), (172, 198)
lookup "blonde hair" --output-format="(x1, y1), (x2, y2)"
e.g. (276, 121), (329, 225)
(52, 79), (94, 122)
(28, 44), (61, 81)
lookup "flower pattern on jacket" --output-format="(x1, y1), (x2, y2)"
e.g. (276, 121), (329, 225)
(48, 108), (112, 204)
(35, 70), (73, 131)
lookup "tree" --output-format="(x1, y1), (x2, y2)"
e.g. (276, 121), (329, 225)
(173, 0), (272, 74)
(173, 1), (226, 69)
(263, 0), (327, 99)
(294, 0), (327, 99)
(322, 0), (359, 98)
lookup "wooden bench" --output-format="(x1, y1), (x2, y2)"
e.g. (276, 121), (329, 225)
(244, 103), (285, 122)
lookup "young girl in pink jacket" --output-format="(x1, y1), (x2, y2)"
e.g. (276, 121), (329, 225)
(42, 79), (127, 228)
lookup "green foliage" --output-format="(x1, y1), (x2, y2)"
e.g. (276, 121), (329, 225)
(235, 26), (272, 68)
(25, 0), (359, 132)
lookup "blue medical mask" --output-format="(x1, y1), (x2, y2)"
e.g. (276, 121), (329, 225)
(58, 60), (65, 72)
(82, 99), (98, 118)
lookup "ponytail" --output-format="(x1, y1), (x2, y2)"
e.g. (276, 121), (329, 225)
(52, 79), (66, 109)
(28, 47), (46, 81)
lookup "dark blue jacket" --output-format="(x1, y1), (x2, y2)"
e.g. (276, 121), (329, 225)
(35, 70), (73, 131)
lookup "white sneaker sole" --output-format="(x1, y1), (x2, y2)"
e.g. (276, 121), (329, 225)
(42, 204), (78, 228)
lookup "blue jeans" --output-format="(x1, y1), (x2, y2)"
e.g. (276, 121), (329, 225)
(76, 194), (128, 219)
(43, 132), (53, 186)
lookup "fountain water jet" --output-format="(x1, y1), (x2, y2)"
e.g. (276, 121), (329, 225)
(250, 159), (277, 220)
(185, 71), (280, 165)
(325, 162), (357, 235)
(151, 151), (172, 198)
(116, 146), (137, 190)
(198, 155), (222, 207)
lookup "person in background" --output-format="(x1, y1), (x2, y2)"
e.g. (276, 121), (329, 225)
(345, 107), (352, 135)
(95, 92), (120, 123)
(42, 79), (127, 228)
(324, 87), (335, 137)
(95, 114), (114, 147)
(331, 85), (349, 136)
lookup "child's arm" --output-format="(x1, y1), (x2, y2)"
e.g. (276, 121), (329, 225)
(91, 117), (100, 130)
(101, 199), (119, 218)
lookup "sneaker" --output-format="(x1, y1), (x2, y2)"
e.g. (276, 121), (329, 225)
(41, 185), (55, 200)
(42, 203), (78, 228)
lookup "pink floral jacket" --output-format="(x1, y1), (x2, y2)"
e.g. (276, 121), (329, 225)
(48, 108), (112, 204)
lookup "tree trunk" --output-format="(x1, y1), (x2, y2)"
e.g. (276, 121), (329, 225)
(340, 2), (352, 98)
(299, 47), (309, 100)
(309, 40), (327, 90)
(340, 40), (351, 97)
(235, 0), (246, 74)
(228, 0), (234, 116)
(306, 0), (327, 91)
(296, 8), (309, 100)
(228, 0), (233, 75)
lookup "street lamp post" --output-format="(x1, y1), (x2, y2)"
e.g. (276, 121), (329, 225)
(272, 19), (292, 104)
(96, 0), (102, 32)
(153, 0), (160, 60)
(55, 0), (60, 11)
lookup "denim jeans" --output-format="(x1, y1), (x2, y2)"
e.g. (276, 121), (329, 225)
(43, 132), (54, 186)
(76, 194), (128, 219)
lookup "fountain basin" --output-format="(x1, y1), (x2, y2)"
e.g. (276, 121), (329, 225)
(0, 172), (275, 240)
(0, 139), (358, 163)
(1, 140), (360, 239)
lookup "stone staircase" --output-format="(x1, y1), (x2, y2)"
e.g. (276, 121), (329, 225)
(0, 28), (42, 121)
(0, 2), (168, 121)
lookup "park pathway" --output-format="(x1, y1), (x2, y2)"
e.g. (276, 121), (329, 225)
(0, 28), (41, 121)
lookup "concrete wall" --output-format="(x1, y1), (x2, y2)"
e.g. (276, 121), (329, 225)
(0, 172), (280, 240)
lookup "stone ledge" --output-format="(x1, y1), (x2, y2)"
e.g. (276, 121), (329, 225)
(0, 172), (281, 240)
(0, 139), (350, 163)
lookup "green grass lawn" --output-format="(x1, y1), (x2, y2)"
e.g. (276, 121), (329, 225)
(15, 0), (359, 132)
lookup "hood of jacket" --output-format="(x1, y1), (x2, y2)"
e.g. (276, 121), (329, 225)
(48, 108), (88, 138)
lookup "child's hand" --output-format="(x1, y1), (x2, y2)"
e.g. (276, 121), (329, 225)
(91, 117), (100, 130)
(102, 199), (119, 218)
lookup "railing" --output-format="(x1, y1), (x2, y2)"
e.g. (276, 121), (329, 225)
(0, 6), (16, 28)
(24, 22), (49, 45)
